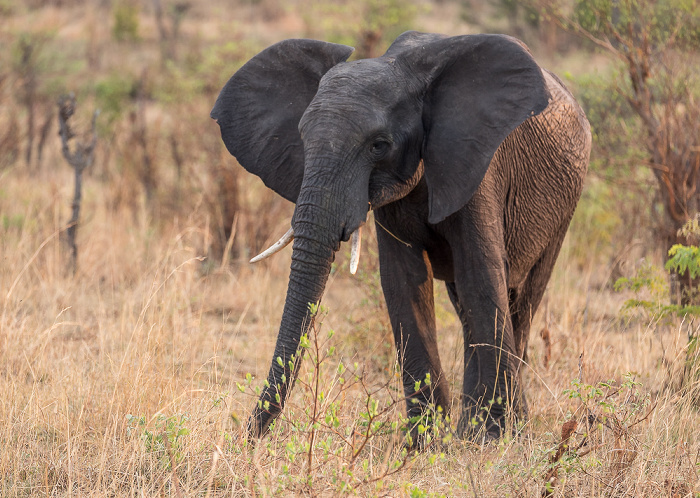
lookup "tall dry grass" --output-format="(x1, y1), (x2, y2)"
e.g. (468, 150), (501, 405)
(1, 166), (700, 496)
(0, 1), (699, 496)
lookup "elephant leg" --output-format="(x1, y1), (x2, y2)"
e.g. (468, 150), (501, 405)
(450, 220), (522, 440)
(445, 281), (477, 400)
(445, 281), (483, 425)
(376, 222), (450, 431)
(510, 225), (570, 363)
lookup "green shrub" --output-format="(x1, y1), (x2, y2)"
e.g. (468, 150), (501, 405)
(126, 413), (190, 469)
(112, 1), (140, 42)
(564, 71), (655, 266)
(615, 217), (700, 319)
(94, 72), (138, 124)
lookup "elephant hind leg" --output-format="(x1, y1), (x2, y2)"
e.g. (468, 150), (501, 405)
(510, 225), (570, 366)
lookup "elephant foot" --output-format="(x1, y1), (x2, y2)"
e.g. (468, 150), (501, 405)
(457, 397), (514, 442)
(457, 414), (503, 443)
(458, 383), (528, 442)
(403, 402), (451, 451)
(247, 400), (282, 439)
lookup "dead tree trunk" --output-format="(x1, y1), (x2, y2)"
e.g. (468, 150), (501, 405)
(18, 38), (37, 170)
(36, 108), (54, 170)
(152, 0), (190, 66)
(58, 94), (99, 276)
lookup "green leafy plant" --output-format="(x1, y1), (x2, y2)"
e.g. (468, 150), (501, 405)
(94, 72), (138, 125)
(613, 261), (681, 320)
(614, 218), (700, 409)
(234, 303), (449, 494)
(615, 217), (700, 319)
(666, 245), (700, 280)
(564, 375), (651, 427)
(126, 413), (190, 469)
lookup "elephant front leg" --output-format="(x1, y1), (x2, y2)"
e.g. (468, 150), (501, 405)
(376, 226), (449, 444)
(451, 224), (524, 440)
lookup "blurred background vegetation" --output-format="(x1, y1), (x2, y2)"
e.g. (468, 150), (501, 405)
(0, 0), (698, 297)
(2, 1), (700, 494)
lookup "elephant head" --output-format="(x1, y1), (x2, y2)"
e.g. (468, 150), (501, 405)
(211, 31), (549, 436)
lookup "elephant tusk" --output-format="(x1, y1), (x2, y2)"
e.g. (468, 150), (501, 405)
(349, 227), (362, 275)
(250, 227), (294, 263)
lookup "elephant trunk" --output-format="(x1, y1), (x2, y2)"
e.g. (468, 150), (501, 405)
(249, 186), (342, 437)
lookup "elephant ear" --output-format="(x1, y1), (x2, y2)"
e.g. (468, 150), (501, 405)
(397, 33), (550, 224)
(211, 39), (354, 203)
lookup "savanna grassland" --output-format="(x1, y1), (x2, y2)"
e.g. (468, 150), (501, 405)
(1, 0), (699, 496)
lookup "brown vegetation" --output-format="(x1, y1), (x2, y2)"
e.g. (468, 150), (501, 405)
(0, 0), (699, 495)
(539, 0), (700, 303)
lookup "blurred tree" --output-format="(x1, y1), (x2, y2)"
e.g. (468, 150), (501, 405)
(498, 0), (540, 38)
(355, 0), (418, 58)
(152, 0), (191, 66)
(12, 32), (55, 171)
(302, 0), (418, 58)
(58, 94), (98, 275)
(112, 0), (140, 42)
(538, 0), (700, 303)
(14, 34), (37, 169)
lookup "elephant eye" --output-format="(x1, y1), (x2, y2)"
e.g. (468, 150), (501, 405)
(370, 140), (390, 158)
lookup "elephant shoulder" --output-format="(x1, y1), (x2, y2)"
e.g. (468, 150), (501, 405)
(541, 69), (592, 155)
(541, 69), (576, 105)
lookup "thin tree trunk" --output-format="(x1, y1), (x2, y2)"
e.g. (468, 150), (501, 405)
(66, 167), (84, 274)
(36, 108), (53, 170)
(25, 97), (34, 169)
(58, 94), (99, 276)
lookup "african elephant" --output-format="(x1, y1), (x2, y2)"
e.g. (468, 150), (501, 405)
(211, 31), (590, 440)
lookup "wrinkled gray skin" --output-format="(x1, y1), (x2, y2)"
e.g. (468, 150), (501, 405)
(211, 31), (590, 441)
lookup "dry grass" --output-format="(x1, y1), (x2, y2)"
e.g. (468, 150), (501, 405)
(1, 1), (700, 496)
(2, 166), (700, 496)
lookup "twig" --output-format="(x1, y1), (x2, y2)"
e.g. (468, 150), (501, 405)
(204, 442), (221, 498)
(466, 464), (478, 498)
(374, 218), (412, 248)
(220, 212), (238, 269)
(307, 316), (322, 479)
(626, 402), (657, 430)
(542, 420), (578, 496)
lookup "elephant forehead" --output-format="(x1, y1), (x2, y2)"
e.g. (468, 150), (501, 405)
(301, 88), (391, 136)
(299, 102), (388, 141)
(318, 59), (401, 100)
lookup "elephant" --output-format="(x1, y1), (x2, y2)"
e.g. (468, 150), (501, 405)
(211, 31), (591, 441)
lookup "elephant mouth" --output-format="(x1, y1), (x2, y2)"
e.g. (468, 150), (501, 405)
(250, 225), (364, 274)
